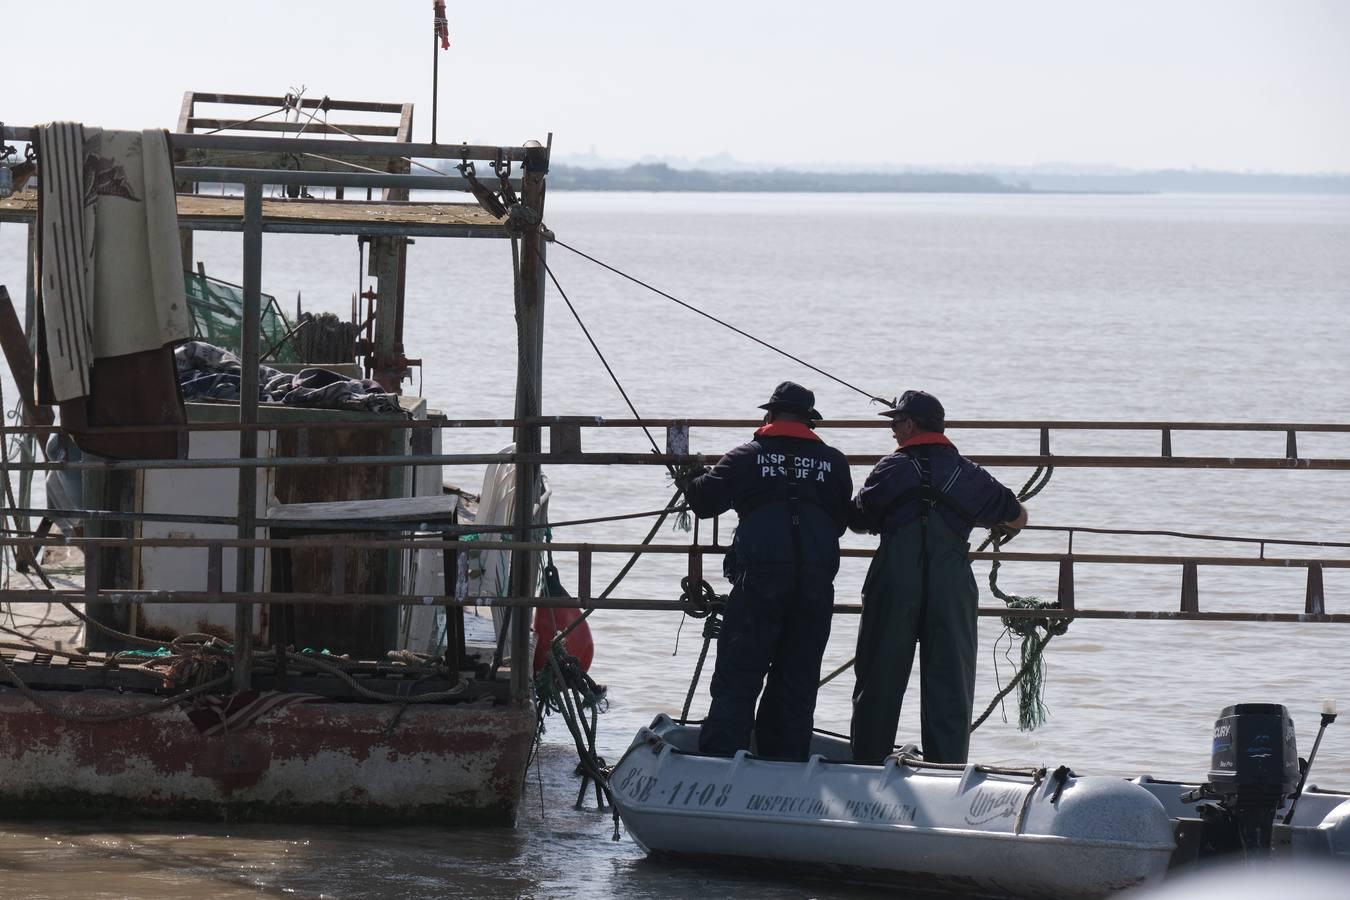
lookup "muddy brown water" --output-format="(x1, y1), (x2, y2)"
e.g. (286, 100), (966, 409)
(2, 191), (1348, 897)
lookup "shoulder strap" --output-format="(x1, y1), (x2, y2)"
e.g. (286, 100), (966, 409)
(879, 449), (978, 526)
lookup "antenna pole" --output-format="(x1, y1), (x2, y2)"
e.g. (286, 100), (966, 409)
(431, 29), (439, 144)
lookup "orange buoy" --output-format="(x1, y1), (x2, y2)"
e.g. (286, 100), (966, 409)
(532, 563), (594, 674)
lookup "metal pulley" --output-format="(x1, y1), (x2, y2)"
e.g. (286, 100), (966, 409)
(457, 160), (506, 218)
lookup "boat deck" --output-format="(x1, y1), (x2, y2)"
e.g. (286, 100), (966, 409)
(0, 191), (508, 238)
(2, 546), (508, 702)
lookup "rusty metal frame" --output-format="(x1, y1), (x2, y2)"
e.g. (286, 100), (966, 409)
(2, 535), (1345, 624)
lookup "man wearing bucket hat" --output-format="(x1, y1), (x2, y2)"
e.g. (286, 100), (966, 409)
(681, 381), (853, 760)
(848, 390), (1027, 764)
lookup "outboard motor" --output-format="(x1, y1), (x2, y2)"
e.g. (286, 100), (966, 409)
(1185, 703), (1299, 857)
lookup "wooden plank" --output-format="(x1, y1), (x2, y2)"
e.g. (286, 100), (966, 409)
(178, 195), (501, 230)
(397, 103), (414, 143)
(175, 148), (409, 174)
(267, 494), (458, 524)
(187, 119), (400, 136)
(177, 91), (196, 133)
(188, 93), (407, 114)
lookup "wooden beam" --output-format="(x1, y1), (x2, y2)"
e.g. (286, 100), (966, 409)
(187, 119), (400, 136)
(187, 93), (407, 114)
(506, 150), (549, 704)
(0, 286), (53, 426)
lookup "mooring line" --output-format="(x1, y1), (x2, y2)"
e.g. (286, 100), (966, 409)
(536, 249), (669, 465)
(550, 238), (892, 406)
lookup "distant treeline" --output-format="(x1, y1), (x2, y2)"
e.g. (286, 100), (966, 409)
(545, 164), (1350, 194)
(1011, 170), (1350, 194)
(544, 163), (1025, 193)
(427, 160), (1350, 194)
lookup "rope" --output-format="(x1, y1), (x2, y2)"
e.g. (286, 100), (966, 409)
(531, 619), (619, 838)
(678, 611), (721, 722)
(550, 238), (890, 406)
(970, 628), (1058, 732)
(535, 250), (667, 467)
(977, 533), (1070, 732)
(0, 645), (233, 723)
(200, 105), (289, 135)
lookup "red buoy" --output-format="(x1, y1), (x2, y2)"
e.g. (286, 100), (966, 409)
(532, 563), (594, 674)
(532, 605), (594, 675)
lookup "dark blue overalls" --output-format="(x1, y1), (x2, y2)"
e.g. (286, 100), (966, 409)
(849, 439), (1022, 763)
(684, 424), (852, 760)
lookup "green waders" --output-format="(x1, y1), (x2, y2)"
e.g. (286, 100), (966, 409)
(850, 512), (978, 764)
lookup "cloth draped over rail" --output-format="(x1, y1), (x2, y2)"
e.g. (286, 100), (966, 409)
(35, 122), (190, 459)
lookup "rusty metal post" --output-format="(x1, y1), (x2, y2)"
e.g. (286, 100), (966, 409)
(233, 180), (262, 691)
(1180, 562), (1199, 614)
(1306, 563), (1325, 615)
(688, 544), (704, 598)
(577, 546), (592, 603)
(506, 140), (549, 704)
(1056, 559), (1076, 613)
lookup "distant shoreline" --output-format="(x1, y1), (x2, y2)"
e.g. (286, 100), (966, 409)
(533, 162), (1350, 195)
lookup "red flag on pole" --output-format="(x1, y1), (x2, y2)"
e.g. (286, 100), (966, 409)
(433, 1), (450, 50)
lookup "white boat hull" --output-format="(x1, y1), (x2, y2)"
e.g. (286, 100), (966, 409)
(612, 715), (1176, 898)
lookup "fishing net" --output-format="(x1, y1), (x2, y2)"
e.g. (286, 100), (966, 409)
(183, 271), (300, 363)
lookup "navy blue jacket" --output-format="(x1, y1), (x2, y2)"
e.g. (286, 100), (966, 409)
(850, 439), (1021, 539)
(685, 424), (853, 575)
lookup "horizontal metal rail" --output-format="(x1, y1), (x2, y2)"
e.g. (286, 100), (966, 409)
(7, 452), (1349, 471)
(185, 93), (408, 113)
(175, 166), (519, 193)
(5, 417), (1345, 434)
(1, 126), (533, 163)
(0, 590), (1340, 624)
(1, 537), (1341, 622)
(4, 536), (1348, 562)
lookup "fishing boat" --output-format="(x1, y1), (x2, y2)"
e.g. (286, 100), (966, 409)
(610, 708), (1348, 897)
(0, 91), (556, 823)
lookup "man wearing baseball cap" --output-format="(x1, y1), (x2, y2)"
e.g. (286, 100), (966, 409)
(681, 381), (853, 760)
(848, 390), (1027, 764)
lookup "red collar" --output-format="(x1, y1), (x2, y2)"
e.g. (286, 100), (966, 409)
(900, 432), (956, 451)
(755, 421), (821, 442)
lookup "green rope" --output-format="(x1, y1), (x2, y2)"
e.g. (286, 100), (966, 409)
(974, 465), (1067, 732)
(984, 522), (1069, 730)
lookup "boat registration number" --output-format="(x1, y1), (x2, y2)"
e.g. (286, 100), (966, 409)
(617, 769), (731, 808)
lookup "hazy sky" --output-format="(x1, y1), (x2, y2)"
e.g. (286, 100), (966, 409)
(6, 1), (1348, 172)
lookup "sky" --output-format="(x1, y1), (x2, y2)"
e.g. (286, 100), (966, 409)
(4, 0), (1348, 173)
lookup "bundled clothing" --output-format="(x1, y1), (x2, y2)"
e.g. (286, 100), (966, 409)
(174, 341), (405, 416)
(38, 123), (189, 402)
(848, 433), (1021, 764)
(684, 420), (852, 760)
(36, 122), (190, 459)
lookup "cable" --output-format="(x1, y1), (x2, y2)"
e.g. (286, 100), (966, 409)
(535, 249), (668, 466)
(551, 238), (891, 406)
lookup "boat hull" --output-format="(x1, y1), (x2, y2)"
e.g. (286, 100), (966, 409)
(0, 690), (535, 824)
(612, 715), (1175, 899)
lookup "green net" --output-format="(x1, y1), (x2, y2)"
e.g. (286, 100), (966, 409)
(183, 271), (300, 363)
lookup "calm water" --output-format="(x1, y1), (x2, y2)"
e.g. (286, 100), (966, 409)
(2, 191), (1349, 897)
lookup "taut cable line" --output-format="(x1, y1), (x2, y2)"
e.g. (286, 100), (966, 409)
(536, 250), (669, 467)
(549, 238), (892, 406)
